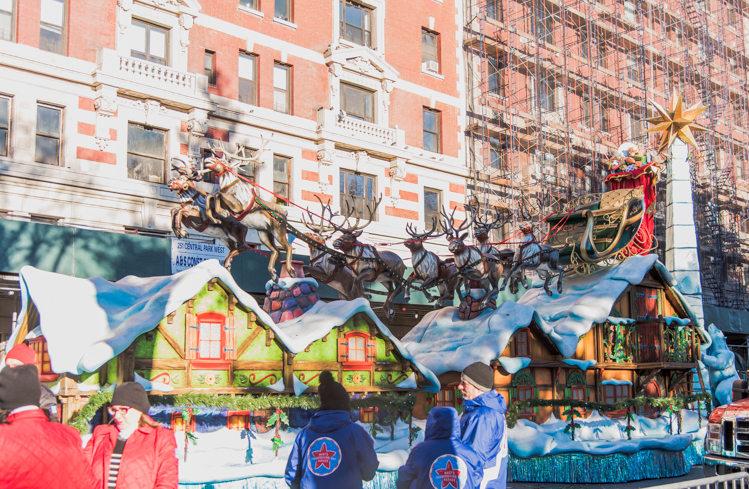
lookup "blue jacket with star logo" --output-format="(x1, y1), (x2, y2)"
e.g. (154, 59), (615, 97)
(397, 407), (483, 489)
(285, 410), (379, 489)
(460, 390), (508, 489)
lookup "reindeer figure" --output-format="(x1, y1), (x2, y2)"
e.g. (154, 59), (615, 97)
(403, 221), (462, 308)
(169, 157), (250, 270)
(499, 221), (566, 297)
(301, 196), (360, 300)
(441, 208), (503, 309)
(202, 139), (295, 282)
(332, 196), (406, 320)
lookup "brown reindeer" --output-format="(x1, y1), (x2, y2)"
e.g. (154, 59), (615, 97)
(441, 207), (503, 309)
(403, 220), (463, 308)
(201, 139), (295, 282)
(332, 196), (406, 320)
(168, 157), (250, 270)
(301, 196), (360, 300)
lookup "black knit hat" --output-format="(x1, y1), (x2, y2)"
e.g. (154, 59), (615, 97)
(0, 364), (41, 410)
(111, 382), (150, 414)
(461, 362), (494, 392)
(317, 371), (350, 412)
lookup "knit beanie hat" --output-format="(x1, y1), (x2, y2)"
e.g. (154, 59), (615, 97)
(111, 382), (150, 414)
(461, 362), (494, 392)
(5, 344), (37, 366)
(317, 371), (351, 412)
(0, 364), (41, 410)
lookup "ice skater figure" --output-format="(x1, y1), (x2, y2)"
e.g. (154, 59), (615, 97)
(458, 362), (508, 489)
(397, 407), (484, 489)
(285, 371), (379, 488)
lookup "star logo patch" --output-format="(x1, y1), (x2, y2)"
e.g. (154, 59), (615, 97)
(430, 454), (469, 489)
(307, 437), (342, 476)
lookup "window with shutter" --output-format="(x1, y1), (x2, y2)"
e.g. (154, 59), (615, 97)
(340, 331), (376, 369)
(28, 337), (59, 382)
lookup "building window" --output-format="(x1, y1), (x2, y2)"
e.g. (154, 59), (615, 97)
(435, 388), (456, 407)
(514, 328), (529, 356)
(599, 100), (610, 132)
(0, 96), (9, 157)
(127, 123), (166, 183)
(596, 32), (607, 68)
(170, 412), (196, 432)
(239, 0), (258, 9)
(40, 0), (65, 54)
(423, 108), (440, 153)
(130, 20), (168, 66)
(205, 50), (216, 86)
(624, 1), (636, 20)
(579, 25), (588, 59)
(273, 155), (290, 205)
(726, 3), (736, 27)
(626, 52), (638, 81)
(488, 57), (504, 97)
(227, 411), (252, 431)
(490, 137), (505, 170)
(538, 11), (554, 44)
(35, 104), (62, 165)
(0, 0), (14, 41)
(486, 0), (501, 21)
(273, 63), (291, 114)
(27, 337), (53, 375)
(340, 170), (377, 219)
(630, 110), (643, 139)
(538, 77), (555, 112)
(424, 188), (442, 229)
(340, 331), (375, 366)
(275, 0), (291, 22)
(571, 385), (586, 401)
(238, 52), (257, 105)
(604, 384), (629, 403)
(517, 386), (534, 414)
(582, 93), (592, 126)
(359, 407), (376, 423)
(421, 29), (439, 73)
(342, 83), (374, 123)
(340, 1), (372, 47)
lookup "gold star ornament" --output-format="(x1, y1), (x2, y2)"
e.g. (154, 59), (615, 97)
(645, 89), (708, 154)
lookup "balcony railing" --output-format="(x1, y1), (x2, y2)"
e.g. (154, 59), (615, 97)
(96, 49), (203, 98)
(317, 109), (404, 147)
(600, 316), (698, 365)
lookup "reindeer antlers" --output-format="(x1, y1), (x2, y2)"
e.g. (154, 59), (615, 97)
(302, 195), (339, 235)
(405, 217), (444, 240)
(341, 194), (382, 235)
(206, 135), (272, 169)
(440, 205), (476, 237)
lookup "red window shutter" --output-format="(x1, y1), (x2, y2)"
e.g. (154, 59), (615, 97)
(224, 315), (236, 360)
(338, 337), (348, 362)
(185, 312), (198, 360)
(366, 336), (377, 362)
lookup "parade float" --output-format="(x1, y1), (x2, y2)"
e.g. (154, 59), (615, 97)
(4, 91), (737, 487)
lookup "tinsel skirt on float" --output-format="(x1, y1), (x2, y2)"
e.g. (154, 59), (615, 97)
(507, 440), (704, 484)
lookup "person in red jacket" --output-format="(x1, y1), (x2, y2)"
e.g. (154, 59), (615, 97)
(84, 382), (178, 489)
(0, 364), (96, 489)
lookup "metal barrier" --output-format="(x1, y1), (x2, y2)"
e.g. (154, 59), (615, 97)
(648, 473), (749, 489)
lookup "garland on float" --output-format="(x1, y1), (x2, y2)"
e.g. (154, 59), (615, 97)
(69, 391), (416, 434)
(506, 393), (712, 430)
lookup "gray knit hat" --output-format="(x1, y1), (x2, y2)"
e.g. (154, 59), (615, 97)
(461, 362), (494, 392)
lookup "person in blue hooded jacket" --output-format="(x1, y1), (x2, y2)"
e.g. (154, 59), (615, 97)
(284, 371), (379, 489)
(396, 407), (483, 489)
(458, 362), (508, 489)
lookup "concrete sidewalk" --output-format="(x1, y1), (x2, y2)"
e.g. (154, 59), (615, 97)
(508, 466), (706, 489)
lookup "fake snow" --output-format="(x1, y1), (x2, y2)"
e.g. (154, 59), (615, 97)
(264, 278), (319, 291)
(134, 371), (174, 393)
(561, 359), (597, 371)
(606, 317), (635, 325)
(267, 378), (285, 393)
(664, 316), (692, 326)
(499, 357), (531, 374)
(76, 383), (101, 393)
(395, 373), (418, 390)
(601, 379), (633, 386)
(509, 409), (705, 458)
(292, 375), (308, 397)
(403, 255), (659, 374)
(8, 261), (438, 392)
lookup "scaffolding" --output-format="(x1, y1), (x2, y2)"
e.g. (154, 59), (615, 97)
(464, 0), (749, 311)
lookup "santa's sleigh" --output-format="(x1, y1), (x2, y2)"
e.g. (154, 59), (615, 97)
(544, 188), (646, 270)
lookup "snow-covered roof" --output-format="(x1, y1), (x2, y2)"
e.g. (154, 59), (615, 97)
(401, 254), (686, 376)
(7, 261), (439, 392)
